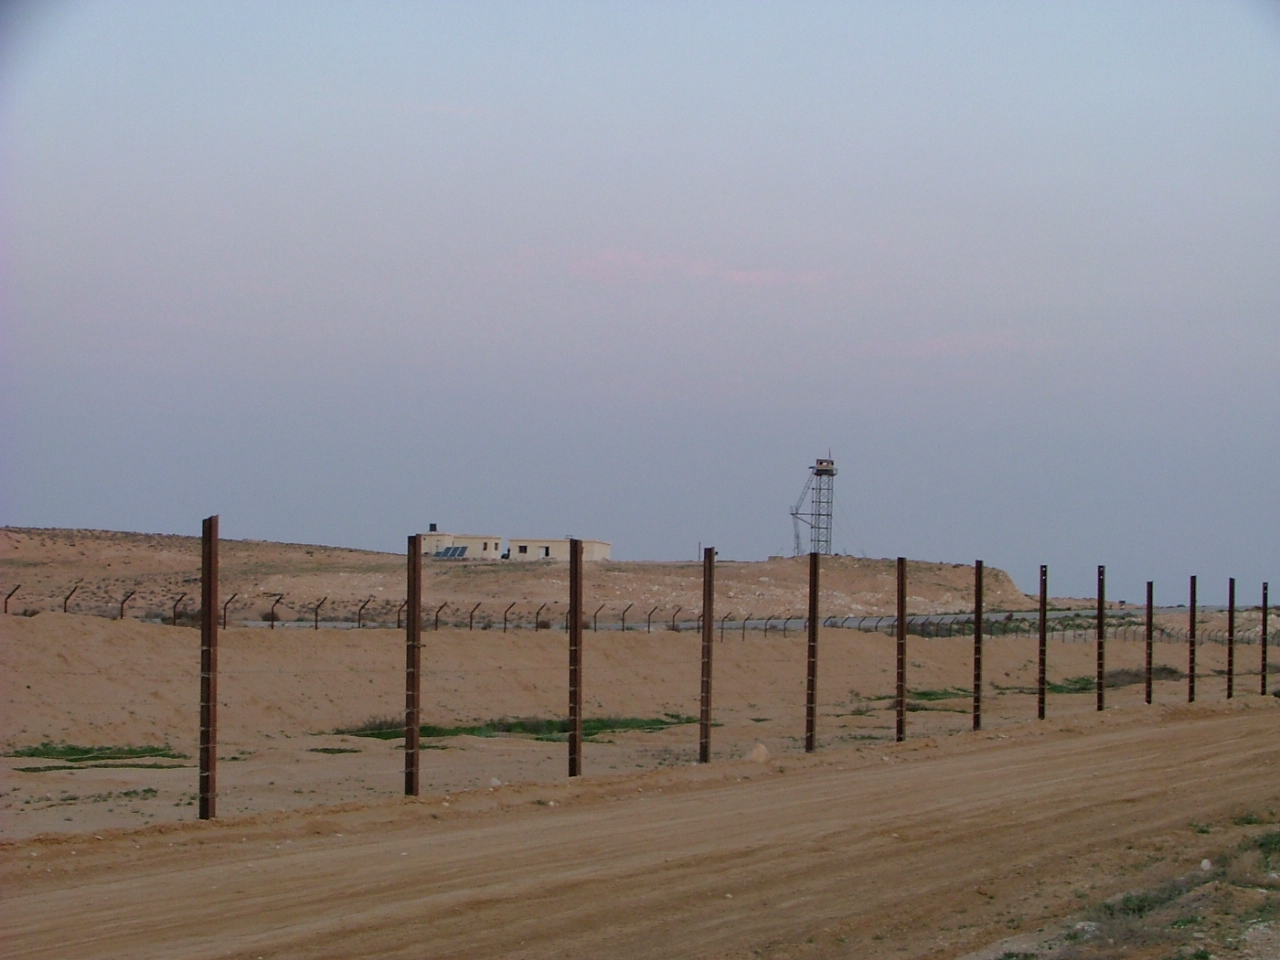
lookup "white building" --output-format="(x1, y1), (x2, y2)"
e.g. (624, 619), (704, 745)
(507, 538), (611, 562)
(421, 525), (504, 560)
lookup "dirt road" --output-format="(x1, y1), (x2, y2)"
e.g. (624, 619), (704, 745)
(4, 702), (1278, 960)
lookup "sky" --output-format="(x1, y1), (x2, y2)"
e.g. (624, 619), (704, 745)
(2, 1), (1277, 604)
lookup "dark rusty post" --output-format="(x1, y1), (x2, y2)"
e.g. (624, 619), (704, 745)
(313, 596), (327, 630)
(670, 606), (682, 632)
(405, 534), (422, 796)
(896, 557), (907, 742)
(396, 600), (407, 630)
(172, 593), (186, 627)
(1261, 582), (1269, 697)
(699, 546), (715, 763)
(269, 593), (284, 630)
(199, 514), (218, 820)
(63, 582), (80, 613)
(118, 589), (136, 621)
(973, 560), (983, 731)
(1145, 581), (1154, 705)
(469, 602), (482, 631)
(435, 601), (448, 631)
(503, 602), (516, 633)
(357, 597), (371, 628)
(534, 602), (547, 632)
(1226, 578), (1235, 700)
(592, 603), (605, 632)
(742, 611), (752, 641)
(805, 551), (819, 753)
(3, 584), (19, 614)
(568, 539), (584, 777)
(1188, 575), (1197, 703)
(221, 592), (237, 630)
(621, 603), (633, 632)
(1038, 565), (1047, 720)
(647, 605), (659, 633)
(1096, 565), (1106, 712)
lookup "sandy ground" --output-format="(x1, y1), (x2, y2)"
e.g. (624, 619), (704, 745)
(2, 702), (1278, 960)
(2, 612), (1269, 838)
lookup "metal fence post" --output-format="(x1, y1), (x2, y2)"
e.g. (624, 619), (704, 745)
(1145, 581), (1154, 705)
(896, 557), (907, 742)
(805, 551), (819, 753)
(568, 539), (584, 777)
(1096, 566), (1106, 711)
(973, 560), (983, 731)
(405, 534), (422, 796)
(1038, 565), (1047, 720)
(199, 515), (218, 820)
(119, 589), (136, 622)
(1188, 575), (1197, 703)
(1261, 582), (1269, 697)
(700, 547), (715, 763)
(1226, 577), (1235, 700)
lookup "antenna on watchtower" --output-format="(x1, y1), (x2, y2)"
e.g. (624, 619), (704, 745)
(790, 456), (837, 556)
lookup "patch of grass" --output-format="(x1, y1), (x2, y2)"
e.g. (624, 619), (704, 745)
(1239, 899), (1280, 924)
(1104, 666), (1183, 687)
(333, 715), (404, 737)
(909, 687), (970, 701)
(997, 952), (1037, 960)
(1097, 884), (1188, 921)
(15, 762), (189, 772)
(1049, 670), (1177, 691)
(1170, 915), (1202, 928)
(1189, 821), (1212, 834)
(1232, 812), (1263, 826)
(7, 742), (187, 762)
(308, 747), (361, 755)
(905, 702), (967, 713)
(1255, 830), (1280, 866)
(1048, 676), (1095, 694)
(340, 714), (697, 741)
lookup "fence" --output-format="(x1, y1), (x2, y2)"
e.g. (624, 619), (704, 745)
(3, 516), (1272, 825)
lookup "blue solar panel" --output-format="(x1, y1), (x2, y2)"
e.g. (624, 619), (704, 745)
(432, 545), (471, 558)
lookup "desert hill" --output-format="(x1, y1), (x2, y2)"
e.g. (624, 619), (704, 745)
(0, 526), (1035, 627)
